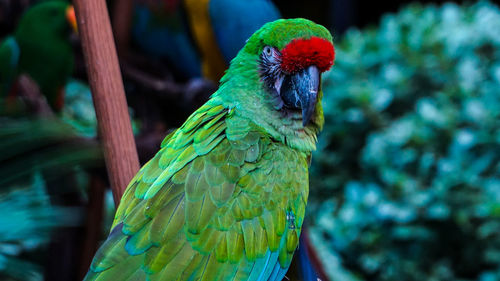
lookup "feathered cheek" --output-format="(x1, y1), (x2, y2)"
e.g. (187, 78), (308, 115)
(280, 36), (335, 74)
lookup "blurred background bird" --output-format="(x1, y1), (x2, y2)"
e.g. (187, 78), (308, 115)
(131, 0), (281, 82)
(0, 0), (78, 113)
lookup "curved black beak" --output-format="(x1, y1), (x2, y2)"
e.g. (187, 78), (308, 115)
(278, 66), (320, 126)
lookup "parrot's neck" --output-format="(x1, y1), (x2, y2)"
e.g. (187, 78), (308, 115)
(214, 54), (323, 153)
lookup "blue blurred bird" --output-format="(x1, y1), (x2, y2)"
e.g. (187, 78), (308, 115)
(131, 0), (281, 81)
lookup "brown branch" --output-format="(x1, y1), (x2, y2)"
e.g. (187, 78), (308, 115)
(121, 61), (181, 93)
(120, 61), (216, 104)
(73, 0), (140, 205)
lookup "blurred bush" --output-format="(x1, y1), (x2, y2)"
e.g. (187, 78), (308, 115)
(310, 2), (500, 281)
(61, 79), (140, 138)
(0, 172), (68, 281)
(61, 79), (99, 138)
(0, 117), (102, 280)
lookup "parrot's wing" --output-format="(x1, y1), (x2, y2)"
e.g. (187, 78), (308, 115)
(0, 36), (20, 96)
(208, 0), (281, 64)
(85, 101), (308, 281)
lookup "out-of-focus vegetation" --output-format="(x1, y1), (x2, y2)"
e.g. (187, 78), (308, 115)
(310, 1), (500, 280)
(61, 79), (98, 138)
(0, 172), (74, 281)
(61, 79), (139, 138)
(0, 117), (102, 280)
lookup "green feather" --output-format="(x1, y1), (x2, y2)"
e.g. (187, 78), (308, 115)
(149, 193), (184, 243)
(241, 220), (256, 261)
(227, 148), (247, 166)
(122, 200), (150, 234)
(144, 183), (184, 218)
(88, 255), (143, 281)
(185, 169), (208, 201)
(190, 227), (222, 254)
(193, 134), (225, 156)
(225, 115), (250, 141)
(227, 231), (244, 263)
(125, 228), (152, 255)
(254, 222), (268, 258)
(90, 228), (128, 272)
(204, 163), (225, 187)
(194, 121), (225, 145)
(215, 233), (228, 262)
(155, 243), (197, 280)
(144, 236), (184, 273)
(186, 194), (217, 234)
(178, 253), (205, 280)
(198, 254), (225, 281)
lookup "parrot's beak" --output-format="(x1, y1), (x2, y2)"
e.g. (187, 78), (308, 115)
(279, 65), (320, 126)
(66, 6), (78, 34)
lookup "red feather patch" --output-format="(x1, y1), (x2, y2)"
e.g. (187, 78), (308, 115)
(281, 36), (335, 74)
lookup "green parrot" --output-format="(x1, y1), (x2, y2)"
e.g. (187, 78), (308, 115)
(84, 18), (335, 281)
(0, 1), (77, 112)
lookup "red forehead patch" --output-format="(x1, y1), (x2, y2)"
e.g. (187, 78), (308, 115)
(281, 36), (335, 73)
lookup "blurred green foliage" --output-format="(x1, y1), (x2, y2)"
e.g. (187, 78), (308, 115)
(310, 2), (500, 281)
(0, 172), (64, 281)
(61, 79), (98, 138)
(61, 79), (140, 138)
(0, 117), (102, 280)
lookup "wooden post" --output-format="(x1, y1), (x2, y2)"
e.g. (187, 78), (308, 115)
(73, 0), (140, 205)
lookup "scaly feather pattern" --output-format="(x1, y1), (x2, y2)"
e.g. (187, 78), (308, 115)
(85, 97), (309, 281)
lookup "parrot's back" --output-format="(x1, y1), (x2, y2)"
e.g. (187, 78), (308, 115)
(84, 101), (309, 281)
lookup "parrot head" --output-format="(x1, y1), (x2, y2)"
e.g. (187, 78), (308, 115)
(218, 18), (334, 151)
(16, 1), (77, 40)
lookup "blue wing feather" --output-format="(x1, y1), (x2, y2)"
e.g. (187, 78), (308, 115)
(262, 233), (291, 281)
(267, 262), (288, 281)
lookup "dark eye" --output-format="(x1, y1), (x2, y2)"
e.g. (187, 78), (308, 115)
(263, 46), (273, 58)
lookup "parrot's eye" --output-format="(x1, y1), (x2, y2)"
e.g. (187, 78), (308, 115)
(262, 46), (278, 60)
(264, 46), (273, 56)
(259, 45), (282, 94)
